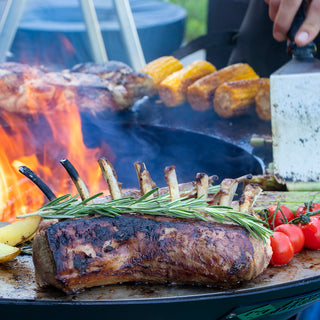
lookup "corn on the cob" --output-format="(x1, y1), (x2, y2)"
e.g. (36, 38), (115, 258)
(213, 78), (268, 118)
(255, 78), (271, 121)
(158, 60), (216, 107)
(187, 63), (259, 111)
(141, 56), (183, 92)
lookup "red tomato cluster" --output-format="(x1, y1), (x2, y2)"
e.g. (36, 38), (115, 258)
(265, 202), (320, 266)
(266, 204), (295, 230)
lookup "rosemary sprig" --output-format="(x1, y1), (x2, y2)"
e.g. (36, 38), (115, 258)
(18, 187), (272, 241)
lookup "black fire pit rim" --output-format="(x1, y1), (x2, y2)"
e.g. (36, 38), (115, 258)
(0, 274), (319, 306)
(128, 122), (266, 173)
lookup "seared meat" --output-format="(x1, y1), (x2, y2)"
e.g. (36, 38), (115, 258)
(71, 60), (133, 80)
(0, 61), (155, 114)
(33, 213), (272, 294)
(0, 62), (45, 113)
(22, 71), (117, 113)
(71, 61), (156, 107)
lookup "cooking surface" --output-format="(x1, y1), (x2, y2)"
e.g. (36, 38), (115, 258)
(1, 249), (320, 303)
(113, 97), (273, 168)
(0, 97), (293, 304)
(123, 97), (271, 152)
(79, 121), (263, 187)
(0, 92), (298, 316)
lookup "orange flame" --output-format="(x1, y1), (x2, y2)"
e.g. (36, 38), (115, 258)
(0, 81), (113, 222)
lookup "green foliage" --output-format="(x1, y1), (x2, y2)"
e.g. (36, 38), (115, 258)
(161, 0), (208, 42)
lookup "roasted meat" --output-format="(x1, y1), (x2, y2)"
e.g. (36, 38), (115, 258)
(4, 71), (117, 114)
(71, 61), (155, 108)
(33, 213), (272, 294)
(0, 61), (154, 114)
(0, 62), (45, 113)
(31, 160), (271, 294)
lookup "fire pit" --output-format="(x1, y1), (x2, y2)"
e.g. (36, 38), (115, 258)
(80, 120), (263, 188)
(10, 0), (186, 69)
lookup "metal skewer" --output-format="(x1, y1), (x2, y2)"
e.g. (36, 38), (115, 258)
(0, 0), (26, 62)
(79, 0), (108, 63)
(112, 0), (146, 70)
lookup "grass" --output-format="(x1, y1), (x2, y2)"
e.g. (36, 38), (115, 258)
(160, 0), (208, 42)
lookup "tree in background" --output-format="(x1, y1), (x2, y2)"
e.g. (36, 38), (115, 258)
(161, 0), (208, 42)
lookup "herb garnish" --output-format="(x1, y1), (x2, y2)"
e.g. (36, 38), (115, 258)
(18, 186), (272, 241)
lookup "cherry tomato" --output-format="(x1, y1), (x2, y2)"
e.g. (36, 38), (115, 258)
(295, 202), (320, 218)
(299, 216), (320, 249)
(270, 231), (294, 266)
(275, 224), (305, 253)
(266, 205), (295, 230)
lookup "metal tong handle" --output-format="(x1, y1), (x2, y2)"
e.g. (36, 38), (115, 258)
(287, 0), (316, 59)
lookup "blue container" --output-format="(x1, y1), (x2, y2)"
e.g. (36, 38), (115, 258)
(10, 0), (186, 69)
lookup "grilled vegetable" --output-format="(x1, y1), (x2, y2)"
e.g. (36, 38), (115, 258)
(270, 231), (294, 266)
(141, 56), (183, 91)
(187, 63), (259, 111)
(213, 78), (268, 118)
(0, 242), (21, 263)
(158, 60), (216, 107)
(0, 216), (41, 246)
(255, 78), (271, 121)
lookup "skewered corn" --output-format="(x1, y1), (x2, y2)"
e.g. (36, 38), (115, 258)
(255, 78), (271, 121)
(213, 78), (269, 118)
(187, 63), (259, 111)
(141, 56), (183, 92)
(158, 60), (216, 107)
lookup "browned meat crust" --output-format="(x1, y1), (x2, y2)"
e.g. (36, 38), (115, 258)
(71, 61), (155, 107)
(33, 213), (271, 294)
(0, 62), (45, 113)
(0, 61), (155, 114)
(4, 71), (117, 114)
(71, 61), (132, 79)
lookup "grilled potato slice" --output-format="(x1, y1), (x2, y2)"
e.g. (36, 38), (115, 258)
(0, 242), (21, 263)
(0, 216), (41, 246)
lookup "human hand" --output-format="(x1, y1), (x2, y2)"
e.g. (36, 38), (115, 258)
(265, 0), (320, 46)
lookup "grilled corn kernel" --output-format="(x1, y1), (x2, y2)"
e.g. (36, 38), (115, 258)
(255, 78), (270, 121)
(187, 63), (259, 111)
(158, 60), (216, 107)
(213, 78), (268, 118)
(141, 56), (183, 91)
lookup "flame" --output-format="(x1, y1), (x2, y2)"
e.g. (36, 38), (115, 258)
(0, 79), (113, 222)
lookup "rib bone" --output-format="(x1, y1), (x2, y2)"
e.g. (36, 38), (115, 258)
(134, 161), (156, 197)
(195, 173), (209, 199)
(60, 159), (91, 202)
(164, 166), (180, 201)
(98, 158), (122, 199)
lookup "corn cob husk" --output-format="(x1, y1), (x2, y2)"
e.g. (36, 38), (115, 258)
(255, 78), (271, 121)
(187, 63), (259, 111)
(141, 56), (183, 92)
(158, 60), (216, 107)
(213, 78), (268, 118)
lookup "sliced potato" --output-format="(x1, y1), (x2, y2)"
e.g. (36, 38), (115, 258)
(0, 242), (21, 263)
(0, 216), (42, 246)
